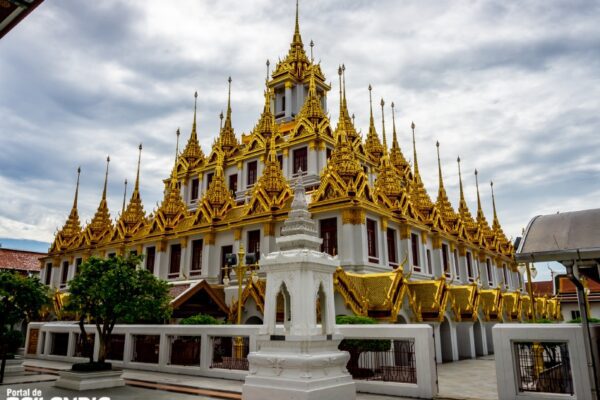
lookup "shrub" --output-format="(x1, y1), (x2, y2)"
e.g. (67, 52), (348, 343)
(180, 314), (222, 325)
(5, 330), (24, 354)
(568, 317), (600, 324)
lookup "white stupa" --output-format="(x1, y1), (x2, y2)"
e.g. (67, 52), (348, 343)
(242, 173), (356, 400)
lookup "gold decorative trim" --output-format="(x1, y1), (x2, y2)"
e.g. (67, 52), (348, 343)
(342, 208), (365, 225)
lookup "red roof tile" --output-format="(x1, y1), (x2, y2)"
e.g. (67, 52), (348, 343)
(531, 281), (554, 296)
(169, 283), (191, 299)
(559, 276), (600, 294)
(0, 248), (45, 272)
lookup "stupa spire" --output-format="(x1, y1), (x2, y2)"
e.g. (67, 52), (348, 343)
(365, 85), (384, 162)
(380, 98), (387, 153)
(121, 179), (128, 215)
(72, 166), (81, 211)
(218, 77), (238, 153)
(102, 155), (110, 201)
(475, 169), (486, 222)
(182, 92), (204, 165)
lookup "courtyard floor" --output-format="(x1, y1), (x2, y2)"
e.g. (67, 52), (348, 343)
(0, 357), (499, 400)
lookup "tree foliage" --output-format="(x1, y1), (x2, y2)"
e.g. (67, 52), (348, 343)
(0, 271), (49, 383)
(66, 255), (172, 365)
(180, 313), (222, 325)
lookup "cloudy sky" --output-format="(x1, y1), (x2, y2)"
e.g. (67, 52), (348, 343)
(1, 0), (599, 280)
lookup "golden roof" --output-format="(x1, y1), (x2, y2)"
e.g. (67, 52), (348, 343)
(114, 144), (147, 239)
(389, 102), (411, 181)
(147, 163), (188, 233)
(479, 288), (502, 321)
(82, 157), (113, 245)
(456, 156), (478, 239)
(272, 0), (311, 82)
(447, 283), (479, 322)
(434, 142), (459, 232)
(406, 277), (448, 322)
(217, 77), (239, 155)
(195, 152), (235, 223)
(409, 123), (435, 221)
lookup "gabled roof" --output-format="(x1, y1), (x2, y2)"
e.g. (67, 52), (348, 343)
(0, 248), (45, 272)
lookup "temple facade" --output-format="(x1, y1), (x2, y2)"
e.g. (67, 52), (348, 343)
(40, 2), (560, 362)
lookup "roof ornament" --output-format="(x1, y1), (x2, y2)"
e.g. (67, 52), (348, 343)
(266, 59), (270, 83)
(380, 98), (387, 152)
(219, 111), (224, 130)
(411, 121), (418, 174)
(121, 179), (128, 215)
(102, 155), (110, 201)
(73, 166), (81, 210)
(310, 39), (314, 62)
(192, 91), (198, 133)
(175, 128), (180, 162)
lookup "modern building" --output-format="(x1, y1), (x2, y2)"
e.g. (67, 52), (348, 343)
(40, 2), (559, 362)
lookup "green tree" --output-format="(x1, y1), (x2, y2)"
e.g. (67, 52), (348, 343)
(66, 255), (172, 367)
(180, 313), (223, 325)
(0, 271), (49, 383)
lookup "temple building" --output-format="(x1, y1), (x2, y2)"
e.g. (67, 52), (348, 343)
(40, 2), (560, 362)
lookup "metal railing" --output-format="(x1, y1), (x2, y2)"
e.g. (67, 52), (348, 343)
(342, 339), (416, 383)
(169, 335), (201, 366)
(210, 336), (249, 370)
(514, 341), (573, 395)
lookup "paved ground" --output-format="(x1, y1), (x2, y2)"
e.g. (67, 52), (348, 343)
(0, 357), (499, 400)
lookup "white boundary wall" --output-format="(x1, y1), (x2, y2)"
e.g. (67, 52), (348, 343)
(26, 322), (437, 399)
(493, 324), (597, 400)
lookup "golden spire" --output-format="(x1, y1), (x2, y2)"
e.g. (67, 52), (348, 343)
(435, 141), (458, 227)
(273, 0), (309, 80)
(204, 152), (235, 212)
(51, 167), (83, 251)
(380, 98), (387, 153)
(181, 91), (205, 165)
(456, 156), (477, 232)
(120, 144), (146, 231)
(251, 77), (278, 141)
(409, 123), (434, 218)
(389, 102), (410, 176)
(257, 134), (290, 198)
(475, 169), (485, 222)
(365, 84), (384, 162)
(218, 77), (238, 153)
(297, 62), (325, 122)
(490, 181), (502, 232)
(85, 156), (113, 242)
(333, 65), (357, 141)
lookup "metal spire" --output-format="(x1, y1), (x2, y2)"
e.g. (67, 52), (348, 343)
(122, 179), (128, 214)
(411, 122), (419, 174)
(102, 156), (110, 200)
(380, 98), (387, 152)
(72, 166), (81, 210)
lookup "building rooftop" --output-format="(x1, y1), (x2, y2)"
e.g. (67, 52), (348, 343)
(517, 208), (600, 262)
(0, 247), (45, 272)
(531, 280), (554, 297)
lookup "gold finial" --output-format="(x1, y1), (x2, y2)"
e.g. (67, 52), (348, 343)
(342, 64), (347, 100)
(411, 121), (419, 173)
(102, 156), (110, 200)
(380, 98), (387, 152)
(490, 180), (499, 222)
(352, 113), (355, 125)
(391, 102), (398, 147)
(457, 156), (466, 203)
(475, 168), (483, 214)
(294, 0), (300, 38)
(192, 91), (198, 135)
(227, 76), (232, 116)
(436, 141), (443, 189)
(122, 178), (128, 214)
(73, 166), (81, 209)
(310, 39), (314, 62)
(135, 143), (142, 192)
(368, 84), (373, 122)
(175, 128), (180, 161)
(219, 111), (224, 130)
(266, 59), (270, 82)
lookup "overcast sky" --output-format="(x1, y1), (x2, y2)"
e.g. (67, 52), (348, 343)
(1, 0), (599, 280)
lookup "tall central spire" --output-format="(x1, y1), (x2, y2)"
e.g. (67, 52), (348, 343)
(294, 0), (301, 45)
(102, 155), (110, 201)
(365, 84), (384, 162)
(388, 102), (409, 178)
(219, 77), (238, 153)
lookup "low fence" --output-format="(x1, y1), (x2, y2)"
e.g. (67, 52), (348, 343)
(26, 322), (437, 399)
(493, 324), (600, 400)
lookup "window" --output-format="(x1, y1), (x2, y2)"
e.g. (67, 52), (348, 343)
(108, 253), (116, 258)
(411, 233), (420, 271)
(191, 239), (203, 277)
(61, 261), (69, 286)
(517, 271), (522, 288)
(442, 244), (450, 277)
(486, 259), (493, 286)
(169, 244), (182, 278)
(45, 263), (52, 285)
(571, 310), (581, 320)
(326, 147), (332, 160)
(146, 247), (156, 274)
(387, 228), (398, 266)
(293, 147), (308, 174)
(453, 250), (460, 280)
(206, 172), (214, 189)
(466, 252), (474, 280)
(130, 250), (138, 257)
(503, 264), (509, 287)
(320, 218), (338, 256)
(228, 174), (238, 196)
(277, 155), (283, 169)
(191, 178), (199, 201)
(282, 95), (286, 111)
(247, 161), (258, 186)
(367, 219), (378, 262)
(426, 250), (432, 274)
(75, 258), (82, 276)
(247, 230), (261, 261)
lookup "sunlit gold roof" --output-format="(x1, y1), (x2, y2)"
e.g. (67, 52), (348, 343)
(51, 167), (82, 252)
